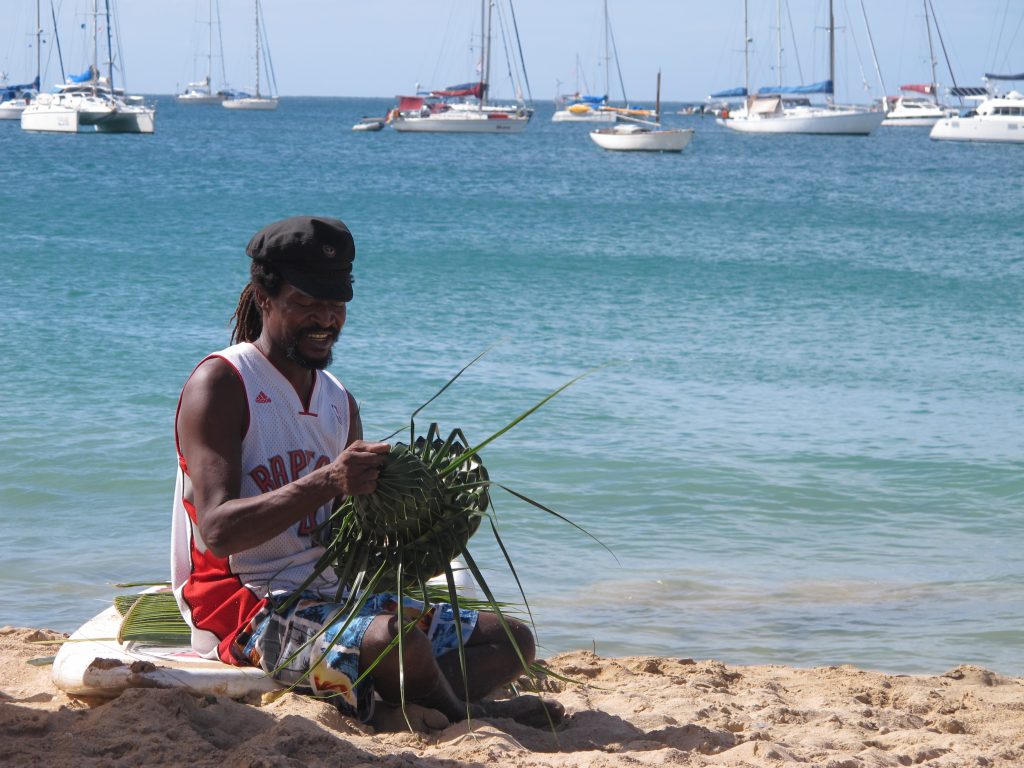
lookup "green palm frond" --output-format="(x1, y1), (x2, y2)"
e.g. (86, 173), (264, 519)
(114, 590), (192, 645)
(278, 352), (610, 723)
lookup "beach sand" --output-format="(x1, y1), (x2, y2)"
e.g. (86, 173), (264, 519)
(3, 626), (1023, 767)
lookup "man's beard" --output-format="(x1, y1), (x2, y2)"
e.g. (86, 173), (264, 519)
(285, 327), (339, 370)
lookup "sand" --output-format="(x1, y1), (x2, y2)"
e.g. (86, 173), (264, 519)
(2, 626), (1023, 767)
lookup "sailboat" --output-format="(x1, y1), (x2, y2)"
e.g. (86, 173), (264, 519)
(552, 1), (619, 123)
(387, 0), (532, 133)
(589, 71), (694, 152)
(881, 0), (952, 126)
(716, 0), (884, 136)
(0, 0), (42, 120)
(176, 0), (226, 104)
(21, 0), (155, 133)
(222, 0), (277, 110)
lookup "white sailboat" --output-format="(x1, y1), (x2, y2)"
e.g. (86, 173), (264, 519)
(881, 0), (953, 127)
(387, 0), (532, 133)
(716, 0), (884, 136)
(0, 0), (41, 120)
(552, 1), (655, 124)
(552, 1), (617, 123)
(590, 71), (694, 152)
(176, 0), (226, 104)
(21, 0), (155, 134)
(222, 0), (277, 110)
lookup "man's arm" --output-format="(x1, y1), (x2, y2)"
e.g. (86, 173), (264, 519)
(177, 358), (388, 558)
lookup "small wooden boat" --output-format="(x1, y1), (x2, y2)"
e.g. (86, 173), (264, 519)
(590, 71), (694, 152)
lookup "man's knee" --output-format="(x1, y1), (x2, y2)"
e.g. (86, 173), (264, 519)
(507, 618), (536, 662)
(475, 613), (536, 662)
(360, 614), (435, 671)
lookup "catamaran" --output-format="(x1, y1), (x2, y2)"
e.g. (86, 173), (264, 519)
(21, 0), (155, 134)
(930, 78), (1024, 143)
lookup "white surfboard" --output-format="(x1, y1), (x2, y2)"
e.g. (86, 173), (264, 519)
(53, 560), (478, 701)
(51, 602), (282, 700)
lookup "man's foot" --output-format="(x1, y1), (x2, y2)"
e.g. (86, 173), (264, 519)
(370, 702), (451, 732)
(475, 694), (565, 728)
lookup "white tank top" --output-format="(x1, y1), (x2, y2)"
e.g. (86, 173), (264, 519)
(171, 342), (351, 659)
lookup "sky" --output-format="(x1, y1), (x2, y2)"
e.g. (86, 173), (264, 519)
(2, 1), (1021, 103)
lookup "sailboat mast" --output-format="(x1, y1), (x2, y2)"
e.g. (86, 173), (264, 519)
(35, 0), (41, 89)
(482, 0), (492, 108)
(655, 69), (661, 123)
(776, 0), (782, 88)
(91, 0), (98, 81)
(603, 0), (610, 97)
(254, 0), (261, 97)
(104, 0), (115, 92)
(743, 0), (750, 97)
(207, 0), (213, 87)
(923, 0), (938, 99)
(828, 0), (836, 104)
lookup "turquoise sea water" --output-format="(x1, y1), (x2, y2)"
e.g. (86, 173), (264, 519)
(2, 97), (1022, 676)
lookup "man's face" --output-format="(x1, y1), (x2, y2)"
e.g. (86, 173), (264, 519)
(263, 283), (346, 370)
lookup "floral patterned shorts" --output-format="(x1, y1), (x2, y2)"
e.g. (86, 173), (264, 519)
(233, 592), (479, 721)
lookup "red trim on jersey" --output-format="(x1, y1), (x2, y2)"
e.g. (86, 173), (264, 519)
(181, 542), (265, 665)
(183, 496), (199, 525)
(174, 349), (257, 663)
(217, 597), (268, 664)
(174, 353), (251, 459)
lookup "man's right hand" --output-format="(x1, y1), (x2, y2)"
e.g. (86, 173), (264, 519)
(331, 440), (390, 496)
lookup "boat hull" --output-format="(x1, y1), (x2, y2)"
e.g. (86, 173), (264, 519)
(721, 107), (884, 135)
(930, 115), (1024, 143)
(96, 107), (155, 133)
(21, 100), (154, 133)
(21, 105), (80, 132)
(222, 97), (278, 111)
(552, 109), (616, 123)
(881, 116), (941, 127)
(0, 101), (29, 120)
(590, 128), (694, 152)
(176, 94), (224, 105)
(390, 112), (531, 133)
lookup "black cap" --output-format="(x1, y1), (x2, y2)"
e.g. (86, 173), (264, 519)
(245, 216), (355, 301)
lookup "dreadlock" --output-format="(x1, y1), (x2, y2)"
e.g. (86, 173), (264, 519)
(230, 261), (283, 344)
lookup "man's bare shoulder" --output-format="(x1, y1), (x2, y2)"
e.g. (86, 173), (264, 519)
(181, 355), (246, 412)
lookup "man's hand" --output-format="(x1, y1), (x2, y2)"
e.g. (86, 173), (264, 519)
(330, 440), (390, 496)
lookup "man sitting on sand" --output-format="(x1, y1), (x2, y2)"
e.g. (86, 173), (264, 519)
(170, 215), (562, 728)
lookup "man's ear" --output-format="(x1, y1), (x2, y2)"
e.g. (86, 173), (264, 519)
(254, 286), (272, 313)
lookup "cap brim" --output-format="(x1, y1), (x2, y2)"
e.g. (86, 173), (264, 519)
(278, 265), (353, 301)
